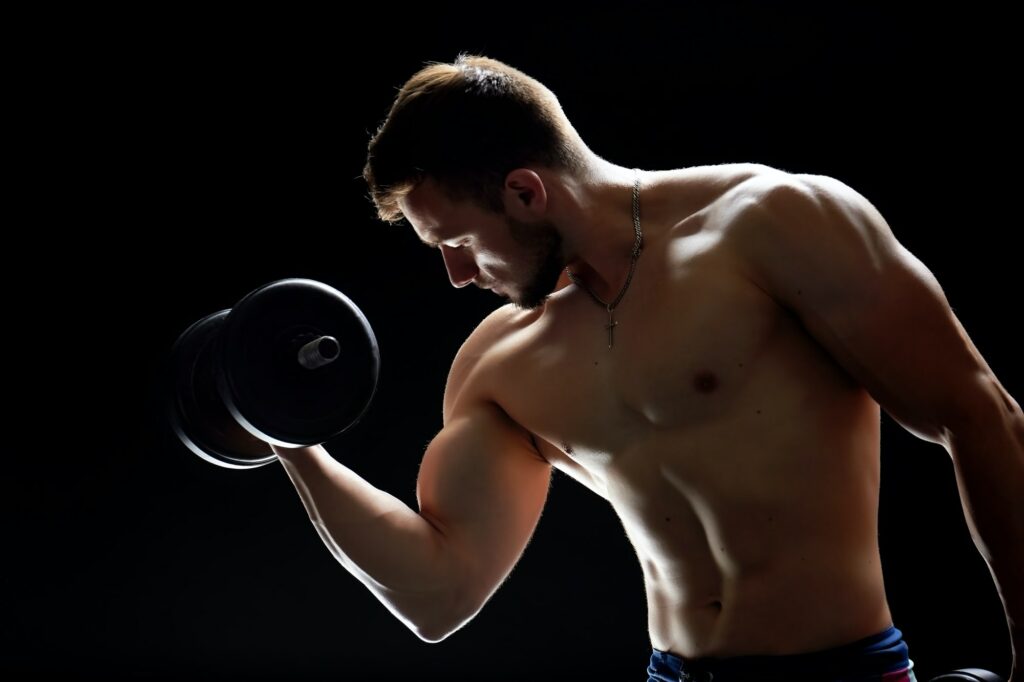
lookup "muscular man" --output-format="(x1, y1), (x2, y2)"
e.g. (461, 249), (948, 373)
(272, 55), (1022, 681)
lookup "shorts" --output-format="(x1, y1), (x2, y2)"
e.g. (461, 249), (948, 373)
(647, 625), (916, 682)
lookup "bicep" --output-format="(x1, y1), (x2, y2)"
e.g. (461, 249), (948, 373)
(416, 402), (551, 614)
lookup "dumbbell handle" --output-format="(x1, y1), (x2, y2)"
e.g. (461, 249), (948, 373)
(297, 335), (340, 370)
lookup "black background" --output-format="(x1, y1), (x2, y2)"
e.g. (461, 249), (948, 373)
(10, 5), (1020, 681)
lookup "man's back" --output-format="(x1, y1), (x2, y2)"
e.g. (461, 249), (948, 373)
(448, 163), (894, 657)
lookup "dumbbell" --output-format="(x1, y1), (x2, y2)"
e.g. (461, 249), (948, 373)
(167, 278), (380, 468)
(930, 669), (1005, 681)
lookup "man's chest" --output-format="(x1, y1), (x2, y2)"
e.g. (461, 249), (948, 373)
(493, 230), (793, 465)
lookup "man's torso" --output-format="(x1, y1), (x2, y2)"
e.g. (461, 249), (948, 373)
(457, 164), (893, 657)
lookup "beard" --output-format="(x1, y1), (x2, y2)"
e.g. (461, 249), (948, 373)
(504, 215), (566, 310)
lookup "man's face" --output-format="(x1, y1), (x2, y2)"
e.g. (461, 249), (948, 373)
(399, 179), (565, 310)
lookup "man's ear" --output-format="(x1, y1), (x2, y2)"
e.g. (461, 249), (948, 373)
(502, 168), (548, 218)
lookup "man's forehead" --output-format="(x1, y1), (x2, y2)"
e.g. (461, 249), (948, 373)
(398, 179), (445, 229)
(400, 177), (477, 235)
(397, 183), (446, 245)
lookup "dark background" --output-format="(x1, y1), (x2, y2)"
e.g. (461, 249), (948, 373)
(10, 5), (1019, 681)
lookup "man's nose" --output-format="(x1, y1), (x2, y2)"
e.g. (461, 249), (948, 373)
(440, 245), (478, 288)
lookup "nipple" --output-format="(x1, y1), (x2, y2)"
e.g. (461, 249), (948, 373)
(693, 371), (719, 393)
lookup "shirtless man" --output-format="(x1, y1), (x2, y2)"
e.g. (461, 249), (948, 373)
(272, 56), (1022, 681)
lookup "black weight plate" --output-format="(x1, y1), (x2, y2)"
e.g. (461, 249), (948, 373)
(167, 310), (277, 469)
(930, 671), (1005, 682)
(216, 279), (380, 447)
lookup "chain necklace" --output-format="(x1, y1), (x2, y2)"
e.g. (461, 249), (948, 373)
(565, 168), (643, 349)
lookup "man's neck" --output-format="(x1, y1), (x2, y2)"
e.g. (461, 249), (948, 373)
(553, 162), (643, 302)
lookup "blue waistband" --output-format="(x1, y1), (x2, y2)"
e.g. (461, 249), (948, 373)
(648, 625), (911, 681)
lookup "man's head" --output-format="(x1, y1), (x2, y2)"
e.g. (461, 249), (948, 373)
(363, 55), (590, 308)
(364, 54), (588, 222)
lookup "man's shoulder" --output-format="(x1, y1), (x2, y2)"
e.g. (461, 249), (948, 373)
(694, 163), (857, 207)
(669, 161), (785, 190)
(442, 304), (534, 416)
(695, 162), (795, 201)
(651, 163), (796, 228)
(459, 304), (529, 357)
(675, 163), (868, 239)
(654, 163), (821, 282)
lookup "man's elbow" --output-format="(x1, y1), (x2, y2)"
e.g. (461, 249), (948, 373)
(411, 612), (472, 644)
(413, 624), (455, 644)
(410, 592), (483, 644)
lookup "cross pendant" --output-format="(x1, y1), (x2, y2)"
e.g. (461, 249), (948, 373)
(605, 307), (618, 349)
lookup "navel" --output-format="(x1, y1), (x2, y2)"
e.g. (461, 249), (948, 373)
(693, 370), (719, 394)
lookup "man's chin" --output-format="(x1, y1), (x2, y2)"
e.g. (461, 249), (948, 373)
(510, 291), (550, 311)
(498, 260), (563, 310)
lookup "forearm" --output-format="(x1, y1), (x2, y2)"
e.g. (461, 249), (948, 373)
(272, 444), (463, 640)
(946, 392), (1024, 650)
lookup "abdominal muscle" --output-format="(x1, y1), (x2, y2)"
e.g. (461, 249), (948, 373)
(605, 395), (894, 658)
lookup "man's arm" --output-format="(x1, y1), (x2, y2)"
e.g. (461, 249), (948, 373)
(732, 170), (1023, 674)
(273, 310), (551, 643)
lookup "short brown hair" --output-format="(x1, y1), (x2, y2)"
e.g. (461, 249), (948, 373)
(363, 54), (588, 223)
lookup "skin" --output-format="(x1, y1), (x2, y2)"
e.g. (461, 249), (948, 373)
(274, 159), (1022, 671)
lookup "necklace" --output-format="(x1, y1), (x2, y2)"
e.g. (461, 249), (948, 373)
(565, 168), (643, 349)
